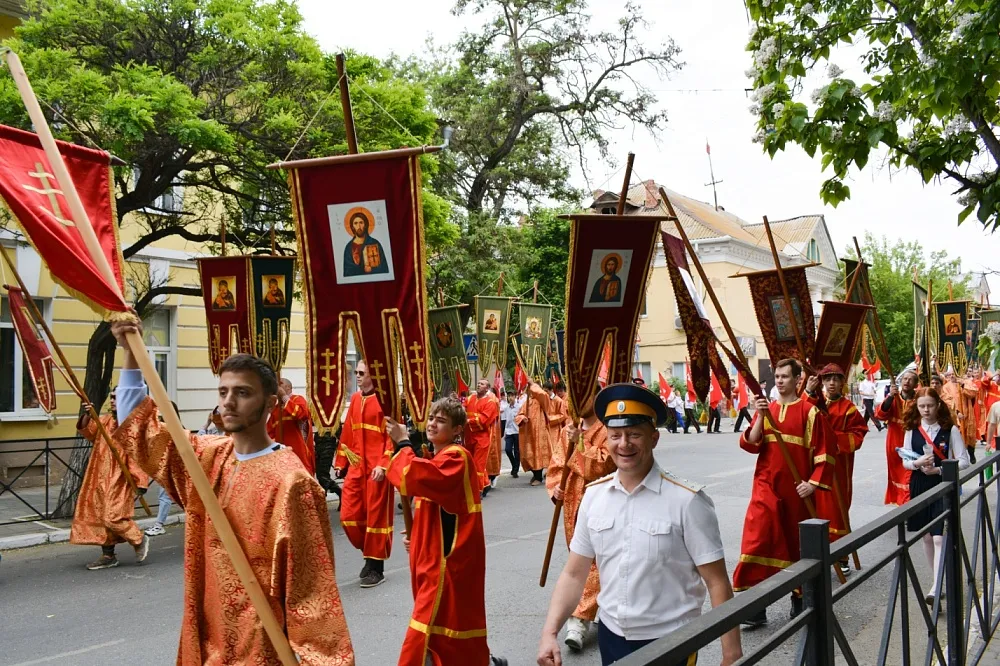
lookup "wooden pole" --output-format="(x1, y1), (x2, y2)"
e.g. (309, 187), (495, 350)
(497, 272), (504, 297)
(270, 221), (276, 255)
(1, 49), (299, 666)
(616, 153), (635, 216)
(0, 247), (151, 517)
(540, 418), (581, 587)
(927, 280), (935, 376)
(949, 280), (954, 301)
(845, 236), (863, 302)
(437, 288), (445, 308)
(336, 53), (359, 155)
(762, 216), (810, 367)
(533, 279), (539, 304)
(220, 220), (227, 257)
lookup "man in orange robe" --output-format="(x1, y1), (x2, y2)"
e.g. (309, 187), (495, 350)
(385, 399), (508, 666)
(515, 380), (566, 486)
(875, 369), (918, 505)
(735, 359), (837, 627)
(110, 318), (354, 665)
(546, 389), (615, 651)
(267, 377), (316, 475)
(334, 360), (394, 588)
(71, 387), (151, 570)
(466, 379), (500, 494)
(806, 364), (868, 575)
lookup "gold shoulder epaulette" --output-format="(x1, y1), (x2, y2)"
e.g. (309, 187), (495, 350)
(585, 473), (614, 488)
(660, 470), (704, 494)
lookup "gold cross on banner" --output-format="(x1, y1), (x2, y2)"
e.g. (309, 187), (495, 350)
(241, 337), (251, 353)
(370, 360), (388, 402)
(23, 163), (72, 226)
(210, 330), (224, 361)
(408, 341), (425, 389)
(320, 348), (337, 397)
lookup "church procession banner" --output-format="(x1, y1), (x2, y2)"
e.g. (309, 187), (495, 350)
(475, 295), (514, 374)
(199, 256), (294, 373)
(6, 285), (57, 412)
(428, 305), (471, 392)
(743, 266), (816, 367)
(844, 258), (893, 376)
(913, 281), (931, 384)
(563, 212), (661, 414)
(515, 302), (553, 381)
(933, 300), (971, 374)
(288, 152), (432, 428)
(813, 301), (872, 375)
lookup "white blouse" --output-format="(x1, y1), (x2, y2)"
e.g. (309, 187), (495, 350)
(901, 421), (970, 471)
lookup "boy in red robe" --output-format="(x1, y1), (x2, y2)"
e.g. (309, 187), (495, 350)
(876, 369), (918, 505)
(806, 363), (869, 575)
(334, 360), (394, 588)
(465, 378), (500, 494)
(384, 399), (508, 666)
(267, 378), (316, 475)
(735, 358), (837, 627)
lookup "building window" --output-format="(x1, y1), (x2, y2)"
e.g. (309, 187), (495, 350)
(672, 361), (686, 379)
(133, 168), (184, 214)
(633, 362), (651, 384)
(0, 297), (50, 415)
(806, 238), (820, 262)
(143, 308), (174, 396)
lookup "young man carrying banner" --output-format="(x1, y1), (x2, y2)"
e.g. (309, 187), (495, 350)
(267, 377), (316, 475)
(876, 369), (918, 505)
(805, 364), (869, 576)
(108, 318), (354, 665)
(335, 360), (395, 588)
(735, 358), (837, 627)
(71, 387), (151, 570)
(515, 380), (564, 486)
(545, 387), (616, 651)
(466, 378), (501, 496)
(384, 400), (508, 666)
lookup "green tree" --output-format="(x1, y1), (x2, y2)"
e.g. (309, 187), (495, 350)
(745, 1), (1000, 229)
(517, 208), (571, 321)
(853, 232), (970, 371)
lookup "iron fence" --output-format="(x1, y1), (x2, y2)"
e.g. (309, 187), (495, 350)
(621, 454), (1000, 666)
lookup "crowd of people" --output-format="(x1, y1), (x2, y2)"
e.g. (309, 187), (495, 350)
(64, 311), (1000, 665)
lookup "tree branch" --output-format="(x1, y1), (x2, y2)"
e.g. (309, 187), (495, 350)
(134, 285), (202, 315)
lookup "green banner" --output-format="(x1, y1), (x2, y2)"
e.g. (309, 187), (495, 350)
(250, 256), (295, 373)
(475, 296), (514, 374)
(428, 305), (471, 393)
(517, 303), (552, 381)
(933, 300), (970, 375)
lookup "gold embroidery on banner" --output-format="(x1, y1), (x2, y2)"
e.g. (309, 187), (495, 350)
(320, 348), (337, 397)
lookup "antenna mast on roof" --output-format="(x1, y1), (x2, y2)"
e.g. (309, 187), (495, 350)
(704, 139), (723, 211)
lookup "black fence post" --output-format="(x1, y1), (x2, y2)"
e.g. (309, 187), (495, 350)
(799, 519), (834, 666)
(942, 460), (964, 665)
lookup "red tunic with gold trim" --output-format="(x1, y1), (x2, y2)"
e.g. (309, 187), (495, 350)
(808, 395), (868, 541)
(546, 419), (616, 621)
(70, 413), (149, 548)
(465, 392), (500, 490)
(875, 393), (915, 505)
(732, 399), (837, 592)
(387, 444), (490, 666)
(267, 394), (316, 476)
(515, 384), (566, 472)
(335, 391), (394, 560)
(116, 398), (354, 665)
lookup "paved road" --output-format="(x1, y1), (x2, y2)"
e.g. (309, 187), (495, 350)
(0, 424), (965, 665)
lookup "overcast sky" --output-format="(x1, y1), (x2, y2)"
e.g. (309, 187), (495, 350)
(297, 0), (998, 294)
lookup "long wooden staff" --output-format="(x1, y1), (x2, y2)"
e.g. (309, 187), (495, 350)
(540, 154), (634, 586)
(2, 49), (298, 666)
(0, 247), (151, 517)
(664, 191), (846, 584)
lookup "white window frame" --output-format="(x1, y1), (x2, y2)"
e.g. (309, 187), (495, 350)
(142, 307), (177, 400)
(133, 167), (184, 215)
(671, 361), (686, 379)
(0, 296), (53, 420)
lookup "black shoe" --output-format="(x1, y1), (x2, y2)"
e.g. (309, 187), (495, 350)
(790, 595), (803, 619)
(741, 609), (767, 629)
(481, 485), (491, 498)
(359, 563), (371, 580)
(360, 570), (385, 588)
(490, 657), (509, 666)
(511, 471), (519, 479)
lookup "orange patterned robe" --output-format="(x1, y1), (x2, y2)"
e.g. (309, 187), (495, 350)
(465, 391), (500, 490)
(117, 398), (354, 665)
(70, 413), (148, 548)
(810, 396), (868, 541)
(515, 384), (565, 472)
(267, 394), (316, 475)
(876, 393), (915, 505)
(335, 391), (394, 560)
(387, 444), (490, 666)
(733, 399), (837, 592)
(960, 378), (979, 447)
(546, 419), (615, 621)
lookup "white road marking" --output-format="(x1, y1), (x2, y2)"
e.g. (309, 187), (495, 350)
(381, 529), (551, 577)
(707, 465), (757, 479)
(7, 639), (126, 665)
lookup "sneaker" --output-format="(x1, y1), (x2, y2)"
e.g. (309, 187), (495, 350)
(741, 608), (767, 629)
(134, 535), (150, 563)
(838, 561), (851, 577)
(564, 617), (587, 651)
(359, 563), (371, 580)
(491, 477), (498, 488)
(359, 570), (385, 588)
(145, 523), (166, 537)
(86, 555), (119, 570)
(530, 479), (542, 487)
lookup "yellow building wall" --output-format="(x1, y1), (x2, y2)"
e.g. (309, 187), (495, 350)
(0, 14), (19, 41)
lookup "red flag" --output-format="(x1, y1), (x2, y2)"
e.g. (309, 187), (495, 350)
(706, 141), (711, 155)
(5, 286), (56, 412)
(455, 369), (469, 395)
(514, 363), (528, 393)
(494, 367), (504, 397)
(597, 343), (612, 388)
(0, 125), (126, 314)
(709, 370), (724, 407)
(685, 361), (697, 402)
(737, 372), (749, 409)
(658, 372), (672, 403)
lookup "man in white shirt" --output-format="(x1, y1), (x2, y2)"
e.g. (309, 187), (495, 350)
(666, 393), (684, 434)
(536, 383), (741, 666)
(682, 396), (701, 434)
(501, 392), (526, 478)
(858, 377), (884, 431)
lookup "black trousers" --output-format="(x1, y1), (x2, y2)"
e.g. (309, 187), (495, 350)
(862, 398), (883, 429)
(708, 407), (721, 433)
(597, 623), (697, 665)
(665, 410), (678, 433)
(734, 407), (751, 432)
(683, 409), (701, 433)
(504, 433), (520, 474)
(314, 432), (338, 492)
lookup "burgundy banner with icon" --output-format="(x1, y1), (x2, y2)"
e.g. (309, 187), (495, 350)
(812, 301), (872, 374)
(6, 285), (57, 412)
(744, 266), (816, 366)
(197, 256), (253, 374)
(288, 153), (431, 427)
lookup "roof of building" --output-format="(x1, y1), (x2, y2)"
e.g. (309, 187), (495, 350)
(0, 0), (26, 17)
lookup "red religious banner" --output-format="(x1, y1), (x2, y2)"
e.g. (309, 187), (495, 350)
(0, 125), (126, 314)
(563, 213), (661, 413)
(197, 257), (253, 373)
(743, 266), (816, 366)
(813, 301), (872, 373)
(5, 286), (56, 412)
(288, 152), (431, 427)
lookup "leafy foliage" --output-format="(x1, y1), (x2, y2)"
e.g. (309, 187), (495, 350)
(745, 1), (1000, 230)
(517, 208), (571, 321)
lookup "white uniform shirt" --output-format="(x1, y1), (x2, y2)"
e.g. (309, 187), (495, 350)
(570, 462), (725, 641)
(683, 398), (695, 410)
(501, 395), (526, 436)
